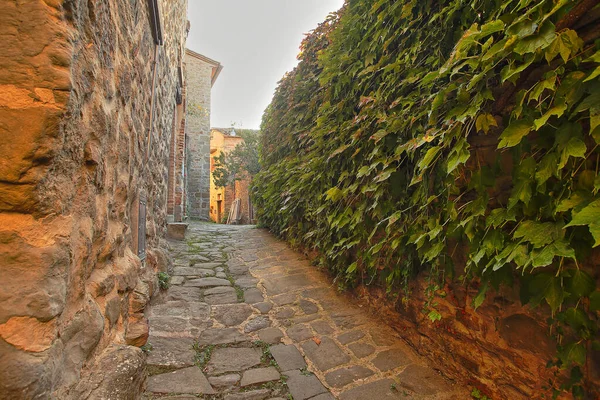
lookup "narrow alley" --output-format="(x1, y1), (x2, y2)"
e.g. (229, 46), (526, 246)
(143, 222), (468, 399)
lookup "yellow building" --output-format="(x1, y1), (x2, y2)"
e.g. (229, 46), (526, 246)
(209, 128), (247, 223)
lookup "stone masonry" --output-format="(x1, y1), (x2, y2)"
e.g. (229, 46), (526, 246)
(0, 0), (188, 398)
(184, 50), (222, 220)
(144, 222), (468, 399)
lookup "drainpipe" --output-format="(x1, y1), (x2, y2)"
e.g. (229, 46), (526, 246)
(146, 44), (160, 160)
(146, 0), (163, 160)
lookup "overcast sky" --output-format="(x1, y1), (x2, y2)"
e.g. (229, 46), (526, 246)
(186, 0), (344, 130)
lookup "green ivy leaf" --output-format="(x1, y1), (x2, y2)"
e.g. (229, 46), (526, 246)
(475, 113), (498, 134)
(472, 281), (489, 310)
(535, 152), (558, 187)
(557, 191), (590, 213)
(325, 187), (343, 202)
(559, 342), (586, 366)
(564, 199), (600, 246)
(498, 120), (532, 148)
(446, 139), (470, 173)
(559, 137), (587, 169)
(514, 221), (559, 248)
(545, 29), (583, 63)
(418, 146), (441, 170)
(566, 269), (595, 298)
(514, 20), (556, 55)
(533, 103), (566, 130)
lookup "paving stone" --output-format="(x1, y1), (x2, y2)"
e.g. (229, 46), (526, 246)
(190, 256), (211, 263)
(145, 336), (195, 368)
(216, 267), (225, 272)
(369, 327), (398, 346)
(207, 347), (262, 374)
(254, 302), (273, 314)
(193, 262), (224, 269)
(185, 277), (232, 287)
(286, 323), (313, 342)
(170, 276), (185, 285)
(269, 344), (306, 371)
(271, 293), (297, 305)
(299, 299), (319, 314)
(311, 320), (334, 335)
(301, 337), (351, 371)
(149, 316), (212, 337)
(244, 288), (264, 304)
(337, 330), (365, 345)
(240, 367), (280, 387)
(396, 364), (451, 395)
(371, 348), (410, 372)
(245, 316), (271, 332)
(205, 286), (237, 295)
(235, 276), (260, 288)
(224, 389), (271, 400)
(263, 275), (313, 296)
(258, 327), (283, 344)
(324, 365), (375, 388)
(274, 307), (295, 319)
(197, 328), (249, 345)
(292, 314), (320, 324)
(146, 367), (214, 394)
(205, 291), (240, 305)
(229, 263), (249, 276)
(163, 286), (203, 302)
(284, 369), (328, 400)
(216, 272), (228, 279)
(173, 267), (215, 277)
(212, 304), (254, 326)
(149, 301), (210, 319)
(338, 378), (404, 400)
(331, 313), (366, 330)
(208, 373), (240, 389)
(348, 342), (375, 359)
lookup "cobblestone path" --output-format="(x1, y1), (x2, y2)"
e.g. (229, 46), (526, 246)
(143, 222), (467, 400)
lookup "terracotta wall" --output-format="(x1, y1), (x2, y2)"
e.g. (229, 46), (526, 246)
(0, 0), (187, 398)
(353, 249), (600, 399)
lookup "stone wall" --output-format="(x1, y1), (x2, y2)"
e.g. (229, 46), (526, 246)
(184, 52), (213, 219)
(353, 250), (600, 399)
(0, 0), (188, 398)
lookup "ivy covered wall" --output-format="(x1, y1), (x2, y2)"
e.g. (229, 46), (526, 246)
(254, 0), (600, 397)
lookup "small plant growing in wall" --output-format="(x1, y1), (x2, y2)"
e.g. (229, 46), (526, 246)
(157, 272), (170, 290)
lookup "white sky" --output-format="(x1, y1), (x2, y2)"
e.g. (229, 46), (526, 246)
(186, 0), (345, 129)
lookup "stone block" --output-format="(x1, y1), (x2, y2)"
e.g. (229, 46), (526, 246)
(167, 223), (188, 240)
(240, 367), (280, 387)
(284, 369), (328, 400)
(269, 344), (306, 372)
(146, 367), (214, 394)
(301, 337), (350, 371)
(206, 347), (262, 374)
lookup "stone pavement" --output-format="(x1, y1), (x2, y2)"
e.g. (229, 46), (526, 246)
(142, 222), (468, 400)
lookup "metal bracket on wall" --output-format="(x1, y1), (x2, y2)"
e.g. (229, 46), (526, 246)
(138, 193), (147, 261)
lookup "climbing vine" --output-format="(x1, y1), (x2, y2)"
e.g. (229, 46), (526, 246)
(254, 0), (600, 396)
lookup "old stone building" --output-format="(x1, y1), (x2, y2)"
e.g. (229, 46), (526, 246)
(209, 128), (253, 224)
(184, 50), (222, 220)
(0, 0), (189, 398)
(166, 48), (221, 227)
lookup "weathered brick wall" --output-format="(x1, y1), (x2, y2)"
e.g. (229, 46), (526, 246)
(184, 53), (213, 219)
(0, 0), (188, 398)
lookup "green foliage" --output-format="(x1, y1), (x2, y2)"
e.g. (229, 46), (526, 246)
(157, 272), (170, 290)
(213, 129), (261, 188)
(253, 0), (599, 396)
